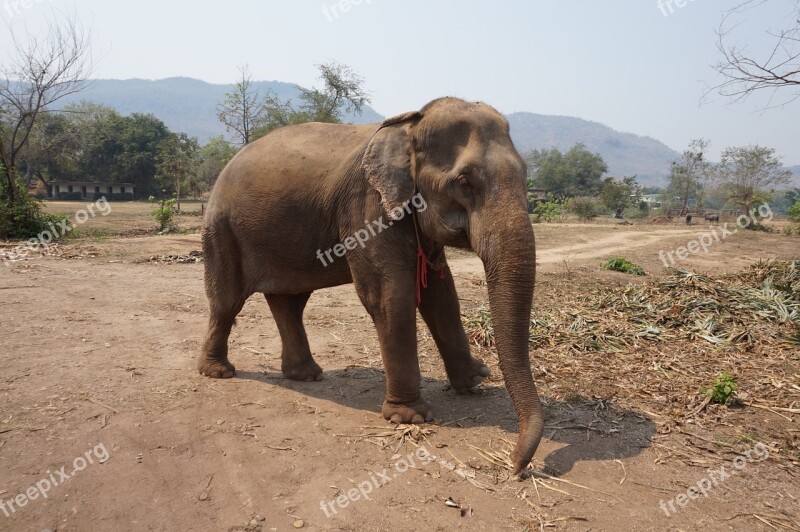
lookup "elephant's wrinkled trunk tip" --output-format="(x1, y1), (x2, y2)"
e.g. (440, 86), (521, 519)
(511, 411), (545, 476)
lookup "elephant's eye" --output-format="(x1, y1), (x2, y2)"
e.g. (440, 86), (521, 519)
(454, 174), (472, 189)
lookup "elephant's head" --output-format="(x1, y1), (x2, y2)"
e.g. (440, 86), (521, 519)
(363, 97), (543, 474)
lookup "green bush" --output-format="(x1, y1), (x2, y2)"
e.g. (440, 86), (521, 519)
(0, 178), (67, 240)
(703, 372), (738, 405)
(531, 195), (567, 223)
(788, 199), (800, 226)
(150, 196), (177, 233)
(568, 196), (598, 221)
(602, 257), (646, 276)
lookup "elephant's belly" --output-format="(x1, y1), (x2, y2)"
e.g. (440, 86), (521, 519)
(246, 257), (354, 295)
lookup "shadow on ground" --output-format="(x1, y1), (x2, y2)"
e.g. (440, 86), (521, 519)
(236, 367), (656, 475)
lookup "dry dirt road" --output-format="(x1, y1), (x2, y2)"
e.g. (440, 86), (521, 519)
(1, 221), (798, 531)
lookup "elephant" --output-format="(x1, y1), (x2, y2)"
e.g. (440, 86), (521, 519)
(198, 97), (543, 474)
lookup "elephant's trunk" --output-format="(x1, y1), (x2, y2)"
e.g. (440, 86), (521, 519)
(474, 209), (543, 475)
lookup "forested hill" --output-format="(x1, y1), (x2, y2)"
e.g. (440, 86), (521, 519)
(507, 112), (680, 186)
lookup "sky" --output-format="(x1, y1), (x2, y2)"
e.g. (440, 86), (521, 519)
(2, 0), (799, 164)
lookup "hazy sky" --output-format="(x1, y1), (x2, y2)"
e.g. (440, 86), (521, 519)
(2, 0), (798, 164)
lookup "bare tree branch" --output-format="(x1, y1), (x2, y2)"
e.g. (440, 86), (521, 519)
(216, 65), (267, 146)
(706, 0), (800, 107)
(0, 13), (93, 204)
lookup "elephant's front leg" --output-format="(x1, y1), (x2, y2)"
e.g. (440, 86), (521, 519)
(417, 260), (491, 392)
(352, 269), (433, 424)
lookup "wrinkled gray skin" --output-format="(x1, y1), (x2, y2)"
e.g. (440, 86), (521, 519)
(199, 97), (543, 473)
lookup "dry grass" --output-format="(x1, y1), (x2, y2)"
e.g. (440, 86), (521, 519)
(463, 259), (800, 468)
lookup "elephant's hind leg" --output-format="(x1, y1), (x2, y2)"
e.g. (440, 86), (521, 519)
(265, 292), (323, 382)
(199, 297), (246, 379)
(199, 224), (247, 379)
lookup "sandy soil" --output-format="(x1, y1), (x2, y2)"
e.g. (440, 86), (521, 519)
(1, 209), (799, 532)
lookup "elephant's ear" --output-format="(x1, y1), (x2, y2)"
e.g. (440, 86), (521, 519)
(362, 112), (421, 220)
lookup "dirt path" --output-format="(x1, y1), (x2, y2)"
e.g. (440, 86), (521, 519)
(1, 222), (798, 531)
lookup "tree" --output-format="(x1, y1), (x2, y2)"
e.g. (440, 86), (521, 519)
(711, 0), (800, 106)
(18, 112), (76, 188)
(667, 139), (712, 215)
(788, 197), (800, 224)
(526, 144), (607, 198)
(197, 136), (238, 189)
(117, 113), (172, 195)
(256, 62), (371, 137)
(0, 15), (91, 214)
(715, 145), (792, 214)
(298, 62), (370, 122)
(599, 176), (641, 217)
(156, 133), (199, 212)
(217, 65), (268, 146)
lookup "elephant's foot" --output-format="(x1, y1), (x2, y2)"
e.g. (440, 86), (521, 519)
(383, 399), (434, 424)
(447, 357), (491, 393)
(198, 357), (236, 379)
(282, 358), (323, 382)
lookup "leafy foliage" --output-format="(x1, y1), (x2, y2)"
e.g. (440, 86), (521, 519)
(149, 196), (177, 233)
(526, 144), (608, 198)
(243, 62), (370, 140)
(0, 173), (66, 239)
(156, 133), (200, 210)
(598, 176), (641, 216)
(530, 195), (567, 223)
(715, 145), (792, 213)
(667, 139), (712, 214)
(602, 257), (646, 276)
(568, 196), (598, 221)
(703, 372), (738, 405)
(788, 199), (800, 224)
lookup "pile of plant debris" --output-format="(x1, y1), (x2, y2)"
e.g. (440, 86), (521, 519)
(462, 259), (800, 464)
(466, 259), (799, 351)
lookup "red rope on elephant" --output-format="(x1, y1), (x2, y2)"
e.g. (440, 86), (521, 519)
(416, 245), (446, 306)
(416, 245), (427, 306)
(412, 190), (446, 307)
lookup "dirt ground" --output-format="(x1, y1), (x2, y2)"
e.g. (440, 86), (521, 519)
(1, 202), (799, 531)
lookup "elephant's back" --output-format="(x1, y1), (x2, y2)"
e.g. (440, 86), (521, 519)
(217, 122), (374, 194)
(203, 122), (375, 254)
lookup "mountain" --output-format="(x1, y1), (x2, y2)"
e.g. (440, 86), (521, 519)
(54, 77), (384, 141)
(507, 113), (679, 186)
(53, 78), (680, 186)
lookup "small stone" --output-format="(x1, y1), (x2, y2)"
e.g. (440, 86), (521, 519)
(293, 519), (304, 528)
(199, 491), (209, 501)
